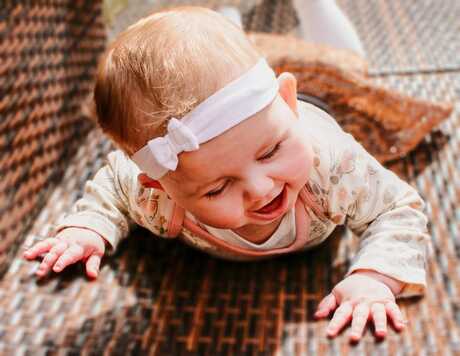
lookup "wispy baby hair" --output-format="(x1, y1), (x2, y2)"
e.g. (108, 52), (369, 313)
(94, 6), (260, 154)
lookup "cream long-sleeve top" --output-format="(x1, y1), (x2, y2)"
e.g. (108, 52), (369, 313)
(53, 102), (430, 298)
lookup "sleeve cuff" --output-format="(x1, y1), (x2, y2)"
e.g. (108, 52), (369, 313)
(52, 212), (124, 253)
(347, 257), (426, 298)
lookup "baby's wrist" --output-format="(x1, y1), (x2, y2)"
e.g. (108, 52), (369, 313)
(351, 269), (405, 295)
(57, 227), (109, 248)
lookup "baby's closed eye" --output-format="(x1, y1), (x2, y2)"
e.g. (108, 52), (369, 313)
(258, 142), (282, 161)
(205, 180), (230, 199)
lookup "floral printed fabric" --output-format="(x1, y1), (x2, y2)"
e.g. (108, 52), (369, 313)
(53, 101), (430, 298)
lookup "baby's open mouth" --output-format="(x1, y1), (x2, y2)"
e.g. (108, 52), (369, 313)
(255, 187), (285, 214)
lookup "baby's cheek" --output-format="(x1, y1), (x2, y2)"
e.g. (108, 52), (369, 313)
(191, 202), (244, 229)
(286, 142), (312, 186)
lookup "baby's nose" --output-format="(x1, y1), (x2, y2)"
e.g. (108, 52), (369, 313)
(244, 174), (274, 202)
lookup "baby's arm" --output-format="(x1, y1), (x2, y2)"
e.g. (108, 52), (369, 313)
(24, 150), (139, 277)
(309, 118), (429, 340)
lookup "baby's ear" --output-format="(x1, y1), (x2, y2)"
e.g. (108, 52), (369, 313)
(138, 173), (164, 190)
(277, 72), (298, 117)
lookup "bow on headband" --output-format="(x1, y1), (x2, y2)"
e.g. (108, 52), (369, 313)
(147, 118), (199, 174)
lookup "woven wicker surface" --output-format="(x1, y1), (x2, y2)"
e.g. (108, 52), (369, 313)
(338, 0), (460, 75)
(105, 0), (299, 40)
(0, 1), (105, 275)
(2, 73), (457, 356)
(1, 0), (459, 355)
(107, 0), (460, 75)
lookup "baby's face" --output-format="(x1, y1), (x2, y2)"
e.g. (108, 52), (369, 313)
(159, 95), (313, 238)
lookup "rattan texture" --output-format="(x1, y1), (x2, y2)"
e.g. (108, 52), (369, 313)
(338, 0), (460, 75)
(3, 75), (457, 356)
(0, 1), (106, 275)
(0, 0), (459, 355)
(109, 0), (460, 75)
(106, 0), (299, 40)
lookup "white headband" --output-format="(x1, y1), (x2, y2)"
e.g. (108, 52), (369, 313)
(131, 58), (279, 179)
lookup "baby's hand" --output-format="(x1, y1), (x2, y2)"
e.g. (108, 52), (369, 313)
(314, 270), (406, 342)
(23, 227), (106, 279)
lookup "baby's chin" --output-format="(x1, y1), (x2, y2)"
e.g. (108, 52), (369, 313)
(198, 214), (284, 230)
(232, 215), (286, 243)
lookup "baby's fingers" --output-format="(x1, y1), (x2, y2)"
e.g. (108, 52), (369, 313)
(385, 301), (407, 331)
(315, 293), (337, 319)
(326, 301), (353, 337)
(35, 241), (68, 277)
(85, 254), (102, 279)
(53, 244), (85, 273)
(350, 303), (370, 341)
(23, 238), (59, 260)
(371, 303), (387, 337)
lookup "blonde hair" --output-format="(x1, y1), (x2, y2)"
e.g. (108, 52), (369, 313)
(94, 6), (260, 155)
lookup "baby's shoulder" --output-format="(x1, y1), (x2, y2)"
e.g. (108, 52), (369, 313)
(297, 101), (342, 134)
(298, 102), (362, 191)
(298, 101), (360, 162)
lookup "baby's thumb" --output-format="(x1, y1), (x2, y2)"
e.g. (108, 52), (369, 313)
(315, 293), (337, 318)
(85, 254), (102, 278)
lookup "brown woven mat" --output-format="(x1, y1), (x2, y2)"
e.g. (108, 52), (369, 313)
(3, 72), (457, 355)
(106, 0), (299, 40)
(338, 0), (460, 75)
(108, 0), (460, 75)
(1, 0), (459, 355)
(0, 1), (105, 275)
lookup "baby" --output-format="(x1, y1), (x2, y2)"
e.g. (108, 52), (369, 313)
(24, 7), (429, 342)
